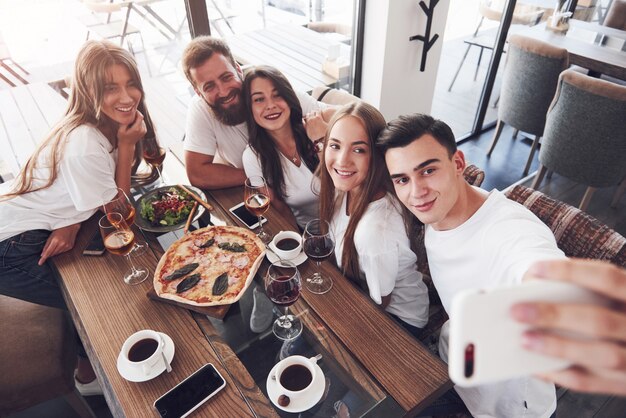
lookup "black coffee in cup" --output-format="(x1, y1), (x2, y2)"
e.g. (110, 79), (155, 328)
(276, 238), (299, 251)
(279, 364), (312, 391)
(128, 338), (158, 362)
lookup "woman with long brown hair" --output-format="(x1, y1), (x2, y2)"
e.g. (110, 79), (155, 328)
(0, 40), (153, 393)
(242, 66), (332, 229)
(318, 101), (429, 337)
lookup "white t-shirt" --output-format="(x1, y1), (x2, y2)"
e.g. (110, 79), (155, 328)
(427, 189), (566, 418)
(331, 193), (429, 328)
(0, 125), (118, 242)
(242, 146), (319, 229)
(184, 91), (325, 168)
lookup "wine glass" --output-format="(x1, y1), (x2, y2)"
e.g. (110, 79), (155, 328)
(244, 176), (271, 244)
(102, 188), (146, 251)
(143, 137), (166, 185)
(264, 260), (302, 341)
(99, 212), (149, 285)
(302, 219), (334, 294)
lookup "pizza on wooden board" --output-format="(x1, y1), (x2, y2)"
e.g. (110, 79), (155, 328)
(154, 226), (265, 306)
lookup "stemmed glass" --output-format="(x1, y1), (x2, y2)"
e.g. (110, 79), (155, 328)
(244, 176), (271, 244)
(102, 188), (146, 251)
(264, 260), (302, 341)
(143, 137), (166, 186)
(99, 212), (149, 285)
(302, 219), (334, 294)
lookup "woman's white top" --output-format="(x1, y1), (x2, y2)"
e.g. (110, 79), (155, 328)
(330, 193), (429, 328)
(242, 146), (319, 229)
(0, 125), (118, 242)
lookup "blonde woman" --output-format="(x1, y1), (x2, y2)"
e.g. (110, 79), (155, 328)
(0, 40), (153, 393)
(318, 102), (429, 337)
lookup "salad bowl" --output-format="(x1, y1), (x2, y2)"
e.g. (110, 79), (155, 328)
(134, 185), (208, 233)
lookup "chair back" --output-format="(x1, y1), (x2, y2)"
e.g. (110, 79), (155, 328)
(311, 86), (360, 106)
(505, 185), (626, 267)
(604, 0), (626, 30)
(538, 70), (626, 188)
(498, 34), (569, 136)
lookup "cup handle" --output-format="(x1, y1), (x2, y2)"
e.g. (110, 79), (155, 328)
(309, 354), (322, 365)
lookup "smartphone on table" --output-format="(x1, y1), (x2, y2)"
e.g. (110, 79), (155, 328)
(154, 363), (226, 418)
(229, 202), (267, 229)
(448, 280), (609, 387)
(82, 231), (105, 256)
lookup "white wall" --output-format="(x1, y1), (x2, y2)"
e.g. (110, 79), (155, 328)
(360, 0), (451, 121)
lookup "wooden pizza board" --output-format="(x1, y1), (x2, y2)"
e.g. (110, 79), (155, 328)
(147, 288), (230, 319)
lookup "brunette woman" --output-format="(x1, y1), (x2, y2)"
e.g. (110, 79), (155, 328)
(318, 102), (429, 337)
(242, 66), (332, 229)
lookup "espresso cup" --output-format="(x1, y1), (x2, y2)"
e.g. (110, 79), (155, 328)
(121, 329), (167, 376)
(274, 355), (318, 401)
(271, 231), (302, 260)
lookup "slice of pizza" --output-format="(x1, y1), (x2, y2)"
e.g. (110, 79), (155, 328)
(154, 226), (266, 306)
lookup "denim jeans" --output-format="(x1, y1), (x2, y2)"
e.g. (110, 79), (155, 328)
(0, 229), (67, 310)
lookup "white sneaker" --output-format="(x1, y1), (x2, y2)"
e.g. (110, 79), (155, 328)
(74, 374), (103, 396)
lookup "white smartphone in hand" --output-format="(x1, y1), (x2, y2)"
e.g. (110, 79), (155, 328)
(448, 280), (608, 387)
(154, 363), (226, 418)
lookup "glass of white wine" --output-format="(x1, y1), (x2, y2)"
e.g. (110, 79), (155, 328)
(99, 212), (148, 285)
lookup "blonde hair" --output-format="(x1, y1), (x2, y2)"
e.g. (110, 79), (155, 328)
(2, 40), (151, 200)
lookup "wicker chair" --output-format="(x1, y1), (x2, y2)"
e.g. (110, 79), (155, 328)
(0, 296), (95, 417)
(486, 34), (569, 176)
(531, 70), (626, 211)
(504, 185), (626, 267)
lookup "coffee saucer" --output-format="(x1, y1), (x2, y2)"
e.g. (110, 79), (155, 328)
(266, 362), (325, 413)
(266, 243), (308, 267)
(117, 332), (174, 382)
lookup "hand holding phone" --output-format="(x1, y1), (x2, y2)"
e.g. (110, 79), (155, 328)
(154, 363), (226, 418)
(448, 280), (609, 387)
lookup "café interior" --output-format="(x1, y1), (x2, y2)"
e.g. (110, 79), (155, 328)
(0, 0), (624, 417)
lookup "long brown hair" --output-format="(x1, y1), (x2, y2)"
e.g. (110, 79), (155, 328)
(2, 40), (152, 200)
(318, 102), (392, 281)
(243, 66), (318, 202)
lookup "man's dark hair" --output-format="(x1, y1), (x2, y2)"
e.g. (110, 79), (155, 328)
(376, 113), (457, 157)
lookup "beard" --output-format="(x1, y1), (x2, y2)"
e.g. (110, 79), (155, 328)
(208, 88), (247, 126)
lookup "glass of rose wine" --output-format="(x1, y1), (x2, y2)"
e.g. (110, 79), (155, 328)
(244, 176), (271, 244)
(98, 212), (149, 285)
(302, 219), (334, 294)
(264, 260), (302, 341)
(102, 188), (146, 251)
(142, 137), (166, 185)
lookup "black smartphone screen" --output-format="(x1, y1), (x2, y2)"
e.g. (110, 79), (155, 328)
(230, 203), (265, 229)
(82, 231), (105, 256)
(154, 364), (225, 418)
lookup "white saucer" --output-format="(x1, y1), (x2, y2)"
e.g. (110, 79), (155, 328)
(266, 362), (325, 413)
(266, 244), (308, 267)
(117, 332), (175, 382)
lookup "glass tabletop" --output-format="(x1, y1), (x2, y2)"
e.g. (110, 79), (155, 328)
(144, 204), (404, 417)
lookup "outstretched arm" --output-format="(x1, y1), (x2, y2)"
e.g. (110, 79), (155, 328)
(512, 258), (626, 396)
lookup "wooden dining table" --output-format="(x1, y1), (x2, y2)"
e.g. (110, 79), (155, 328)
(44, 140), (452, 417)
(519, 20), (626, 80)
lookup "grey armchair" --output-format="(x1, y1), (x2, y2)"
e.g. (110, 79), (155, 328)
(531, 70), (626, 211)
(486, 34), (569, 176)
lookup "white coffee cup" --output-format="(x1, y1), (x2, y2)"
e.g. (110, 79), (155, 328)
(271, 231), (302, 260)
(274, 355), (318, 401)
(121, 329), (167, 376)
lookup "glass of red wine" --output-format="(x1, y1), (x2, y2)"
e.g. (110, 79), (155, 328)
(264, 260), (302, 341)
(302, 219), (334, 294)
(99, 212), (149, 285)
(142, 137), (166, 185)
(244, 176), (272, 244)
